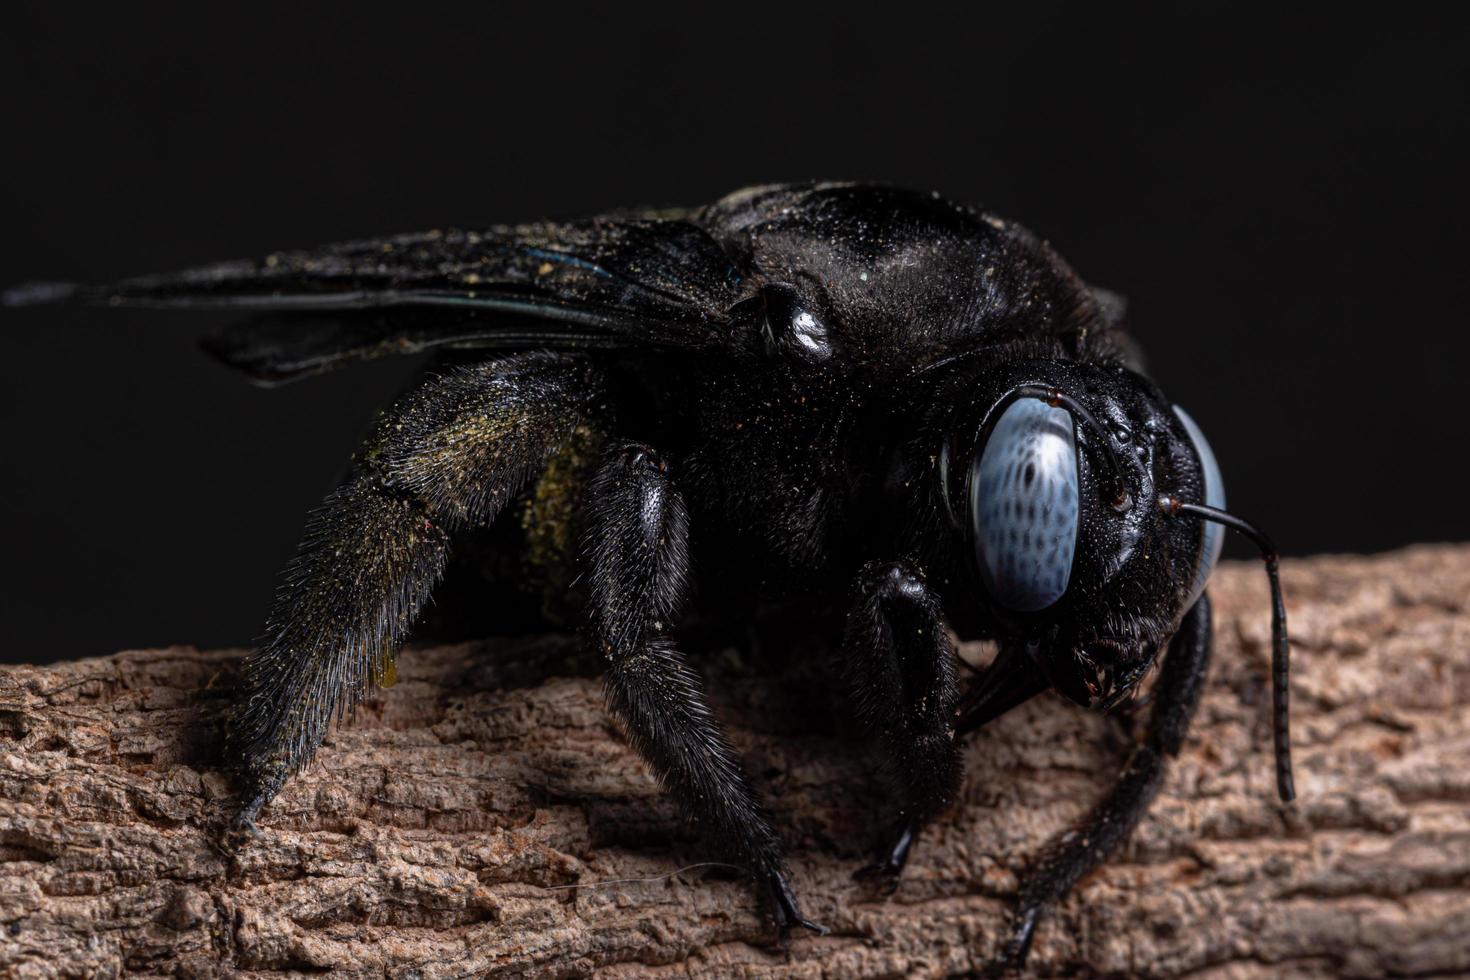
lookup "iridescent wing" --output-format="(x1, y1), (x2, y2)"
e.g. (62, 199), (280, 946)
(4, 212), (754, 383)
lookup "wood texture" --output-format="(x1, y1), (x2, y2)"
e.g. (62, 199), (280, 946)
(2, 547), (1468, 978)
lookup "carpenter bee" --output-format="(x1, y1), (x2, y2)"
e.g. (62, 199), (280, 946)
(4, 182), (1295, 969)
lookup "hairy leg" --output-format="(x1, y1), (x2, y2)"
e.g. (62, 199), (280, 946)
(231, 352), (600, 823)
(857, 629), (1050, 881)
(994, 594), (1214, 971)
(840, 560), (962, 882)
(582, 442), (823, 935)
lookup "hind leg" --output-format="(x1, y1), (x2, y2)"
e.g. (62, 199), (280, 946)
(231, 352), (601, 823)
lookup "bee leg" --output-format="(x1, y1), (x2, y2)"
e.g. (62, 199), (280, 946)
(583, 442), (825, 939)
(230, 353), (600, 826)
(840, 560), (962, 887)
(990, 594), (1213, 973)
(850, 637), (1051, 885)
(854, 638), (1050, 883)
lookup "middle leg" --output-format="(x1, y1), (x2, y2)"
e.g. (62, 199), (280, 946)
(582, 441), (824, 935)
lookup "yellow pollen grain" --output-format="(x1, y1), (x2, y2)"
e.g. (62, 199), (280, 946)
(374, 650), (398, 688)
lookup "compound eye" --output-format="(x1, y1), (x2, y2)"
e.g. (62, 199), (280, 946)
(971, 398), (1079, 611)
(1173, 405), (1226, 606)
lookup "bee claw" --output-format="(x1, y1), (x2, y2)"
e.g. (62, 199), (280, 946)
(763, 871), (828, 939)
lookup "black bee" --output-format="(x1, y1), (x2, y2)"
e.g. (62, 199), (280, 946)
(4, 182), (1294, 969)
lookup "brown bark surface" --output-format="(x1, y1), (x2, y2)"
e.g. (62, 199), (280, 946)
(1, 547), (1468, 978)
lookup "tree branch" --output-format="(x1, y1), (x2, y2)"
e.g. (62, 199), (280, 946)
(2, 548), (1469, 977)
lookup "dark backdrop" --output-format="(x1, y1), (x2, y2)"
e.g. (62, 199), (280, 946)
(2, 8), (1464, 663)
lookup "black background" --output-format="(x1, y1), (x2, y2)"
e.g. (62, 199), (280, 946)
(2, 9), (1464, 663)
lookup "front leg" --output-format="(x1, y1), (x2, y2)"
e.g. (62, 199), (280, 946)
(841, 560), (962, 883)
(582, 442), (824, 936)
(992, 593), (1214, 973)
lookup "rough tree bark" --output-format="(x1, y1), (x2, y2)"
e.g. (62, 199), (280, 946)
(1, 547), (1468, 978)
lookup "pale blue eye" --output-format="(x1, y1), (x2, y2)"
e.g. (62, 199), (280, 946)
(1173, 405), (1226, 606)
(971, 398), (1079, 611)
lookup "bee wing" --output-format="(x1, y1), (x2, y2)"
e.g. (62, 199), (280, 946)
(1088, 284), (1128, 328)
(4, 214), (755, 383)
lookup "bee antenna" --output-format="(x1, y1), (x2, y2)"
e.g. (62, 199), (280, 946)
(1158, 496), (1295, 802)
